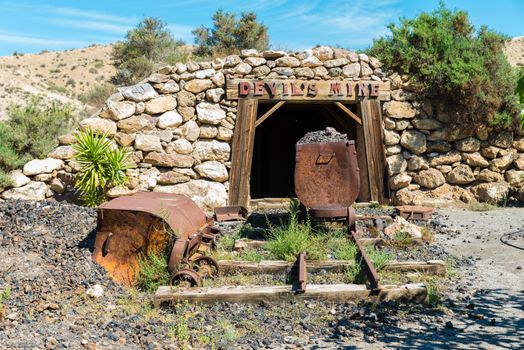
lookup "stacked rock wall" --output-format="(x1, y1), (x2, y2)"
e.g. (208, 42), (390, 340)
(0, 45), (522, 209)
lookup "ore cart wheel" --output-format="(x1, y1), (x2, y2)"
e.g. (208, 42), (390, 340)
(170, 269), (202, 288)
(192, 256), (219, 278)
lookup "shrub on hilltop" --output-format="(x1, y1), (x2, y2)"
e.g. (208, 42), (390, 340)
(368, 3), (521, 129)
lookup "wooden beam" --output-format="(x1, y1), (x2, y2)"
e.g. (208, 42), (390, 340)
(255, 101), (285, 128)
(228, 99), (258, 207)
(334, 102), (362, 125)
(218, 259), (446, 275)
(154, 283), (426, 306)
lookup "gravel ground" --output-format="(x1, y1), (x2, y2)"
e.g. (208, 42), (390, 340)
(296, 127), (348, 144)
(0, 200), (522, 349)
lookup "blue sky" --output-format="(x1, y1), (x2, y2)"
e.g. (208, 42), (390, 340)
(0, 0), (522, 56)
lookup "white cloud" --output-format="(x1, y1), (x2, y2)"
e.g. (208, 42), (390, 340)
(51, 7), (136, 25)
(49, 19), (131, 35)
(0, 32), (88, 47)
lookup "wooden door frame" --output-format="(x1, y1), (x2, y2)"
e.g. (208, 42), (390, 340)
(228, 98), (388, 207)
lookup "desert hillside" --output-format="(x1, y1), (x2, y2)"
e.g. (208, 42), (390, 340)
(0, 44), (116, 120)
(505, 36), (524, 67)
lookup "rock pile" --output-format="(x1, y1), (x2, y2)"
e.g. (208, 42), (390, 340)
(297, 127), (348, 144)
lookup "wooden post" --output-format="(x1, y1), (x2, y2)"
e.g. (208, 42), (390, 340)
(228, 99), (258, 207)
(359, 99), (388, 203)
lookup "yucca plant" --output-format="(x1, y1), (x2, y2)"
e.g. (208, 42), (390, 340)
(73, 129), (133, 206)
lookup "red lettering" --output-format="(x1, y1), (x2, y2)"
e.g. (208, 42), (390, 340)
(345, 82), (353, 97)
(370, 83), (380, 97)
(254, 81), (265, 96)
(307, 83), (317, 96)
(357, 82), (368, 97)
(238, 82), (251, 96)
(291, 82), (303, 96)
(329, 83), (343, 96)
(282, 83), (289, 96)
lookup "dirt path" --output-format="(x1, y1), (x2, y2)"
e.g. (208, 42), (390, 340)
(374, 207), (524, 349)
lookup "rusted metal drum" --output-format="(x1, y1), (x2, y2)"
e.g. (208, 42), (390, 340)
(93, 192), (209, 286)
(295, 141), (360, 215)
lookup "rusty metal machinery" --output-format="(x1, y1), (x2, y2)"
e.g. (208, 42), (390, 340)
(93, 192), (220, 287)
(295, 140), (380, 290)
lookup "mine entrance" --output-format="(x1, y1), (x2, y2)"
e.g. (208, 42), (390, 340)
(250, 102), (357, 199)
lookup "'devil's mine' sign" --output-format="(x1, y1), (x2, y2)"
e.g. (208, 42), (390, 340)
(226, 79), (391, 101)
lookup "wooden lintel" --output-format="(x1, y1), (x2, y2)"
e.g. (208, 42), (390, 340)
(334, 102), (362, 125)
(218, 258), (446, 275)
(255, 101), (285, 128)
(154, 283), (426, 306)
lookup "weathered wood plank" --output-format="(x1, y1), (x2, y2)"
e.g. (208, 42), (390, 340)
(360, 100), (388, 203)
(218, 259), (446, 275)
(228, 99), (258, 207)
(226, 79), (391, 101)
(334, 102), (362, 125)
(255, 101), (285, 128)
(154, 283), (426, 306)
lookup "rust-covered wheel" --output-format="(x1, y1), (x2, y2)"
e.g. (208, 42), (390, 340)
(191, 256), (219, 278)
(170, 269), (202, 288)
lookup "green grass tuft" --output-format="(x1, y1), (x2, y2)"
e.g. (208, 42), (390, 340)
(136, 251), (171, 293)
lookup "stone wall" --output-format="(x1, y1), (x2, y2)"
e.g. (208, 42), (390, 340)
(0, 45), (522, 210)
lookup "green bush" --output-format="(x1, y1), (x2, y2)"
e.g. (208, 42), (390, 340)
(0, 98), (75, 187)
(73, 130), (133, 206)
(368, 3), (521, 128)
(112, 17), (185, 85)
(79, 83), (115, 108)
(193, 9), (269, 58)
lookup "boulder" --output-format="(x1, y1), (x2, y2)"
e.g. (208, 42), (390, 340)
(80, 118), (117, 136)
(384, 216), (422, 239)
(158, 80), (180, 94)
(1, 181), (48, 201)
(144, 152), (194, 168)
(193, 140), (231, 162)
(411, 118), (442, 130)
(341, 63), (361, 78)
(23, 158), (63, 176)
(50, 178), (65, 194)
(234, 63), (252, 74)
(477, 169), (504, 182)
(512, 138), (524, 152)
(413, 168), (445, 189)
(400, 130), (426, 155)
(157, 111), (183, 129)
(184, 79), (214, 94)
(275, 56), (300, 67)
(223, 55), (242, 67)
(180, 120), (200, 141)
(514, 154), (524, 170)
(195, 69), (215, 79)
(199, 125), (218, 138)
(389, 173), (412, 190)
(301, 56), (323, 68)
(194, 161), (229, 182)
(120, 83), (158, 102)
(145, 96), (177, 115)
(312, 46), (334, 61)
(177, 106), (196, 121)
(168, 139), (193, 155)
(427, 141), (452, 153)
(196, 103), (226, 125)
(8, 170), (30, 188)
(462, 152), (489, 167)
(429, 151), (462, 166)
(154, 180), (227, 213)
(407, 155), (428, 171)
(105, 100), (135, 121)
(217, 127), (233, 141)
(106, 186), (139, 198)
(383, 101), (416, 119)
(360, 62), (373, 77)
(386, 154), (407, 176)
(384, 130), (400, 146)
(206, 88), (225, 103)
(455, 137), (481, 152)
(489, 131), (513, 148)
(115, 132), (136, 147)
(446, 164), (475, 184)
(177, 90), (196, 107)
(158, 170), (191, 185)
(489, 153), (517, 172)
(470, 183), (509, 204)
(48, 146), (75, 160)
(262, 50), (286, 59)
(117, 114), (154, 133)
(481, 146), (501, 159)
(244, 57), (266, 67)
(58, 134), (76, 145)
(134, 134), (162, 152)
(138, 167), (160, 190)
(505, 169), (524, 187)
(324, 58), (349, 68)
(294, 67), (315, 78)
